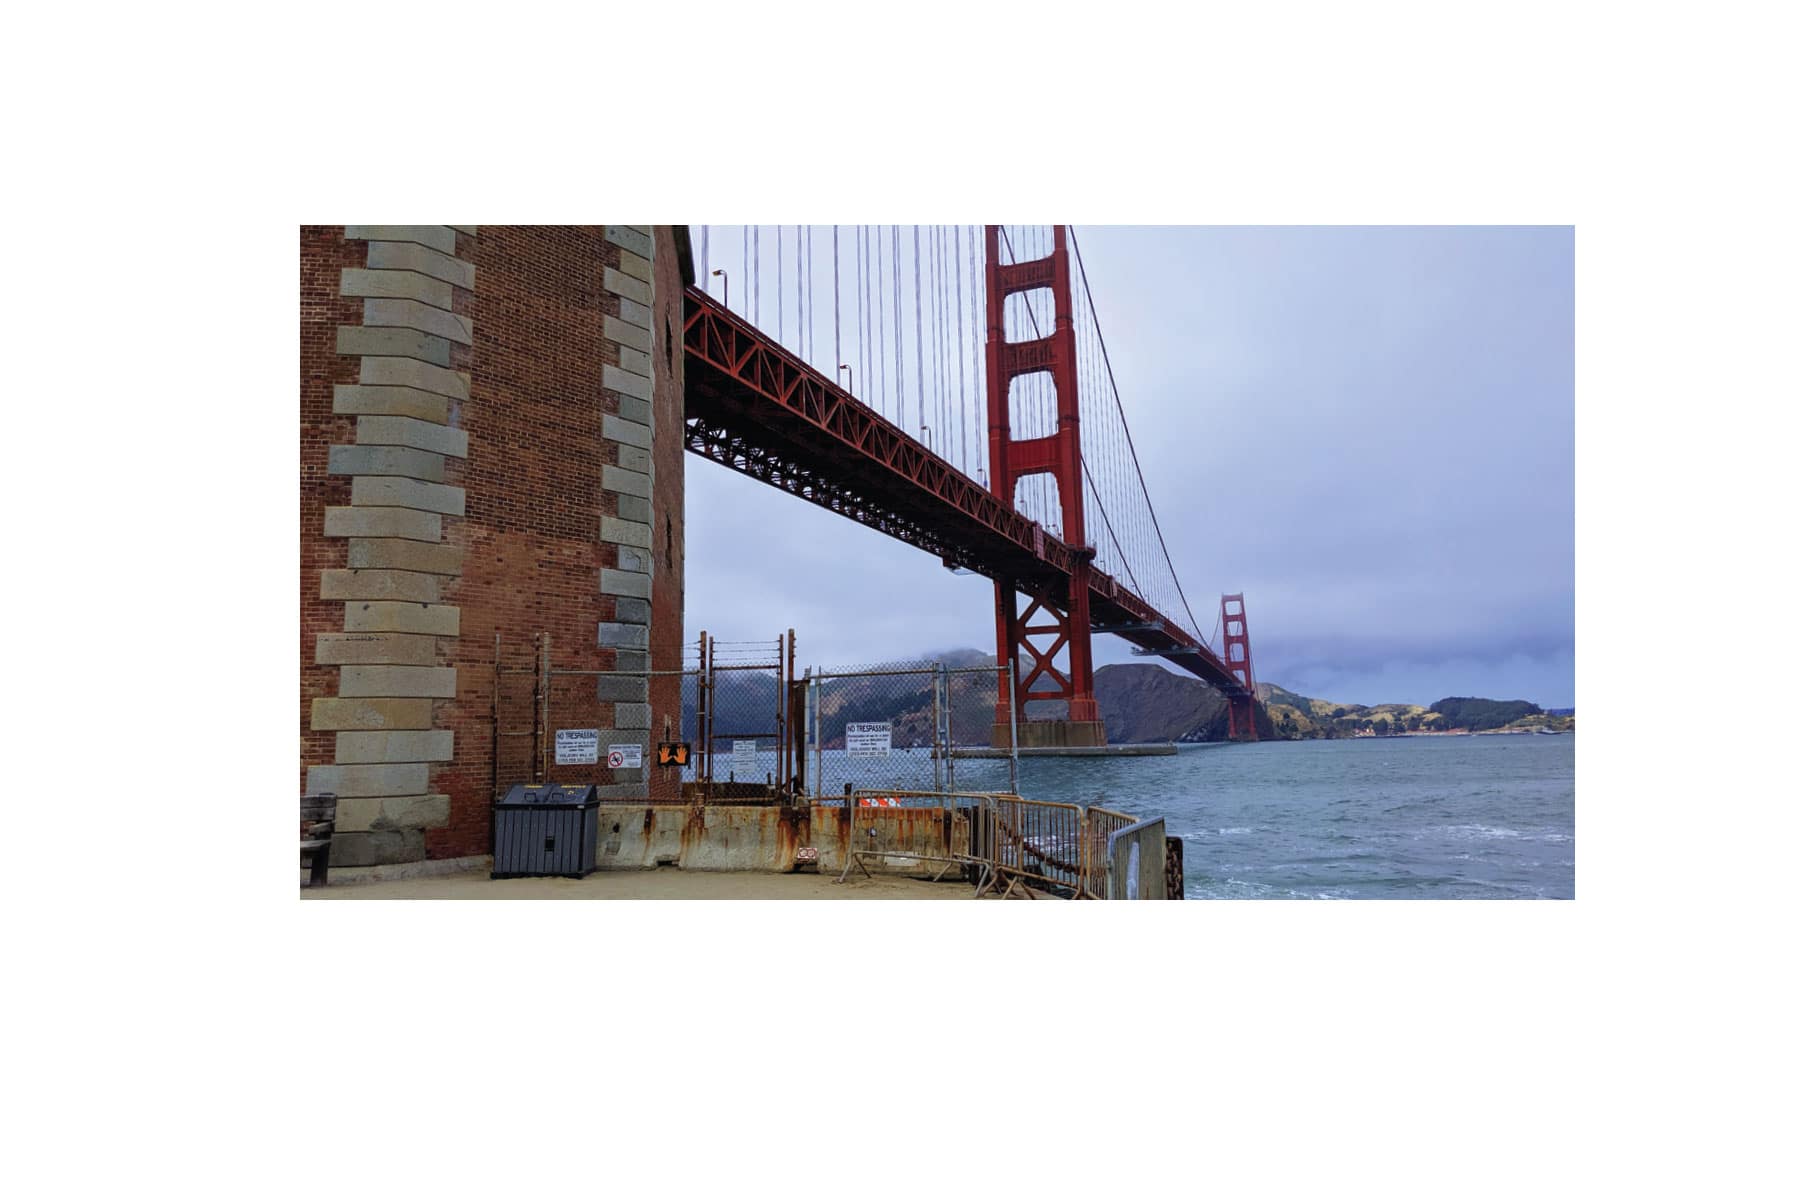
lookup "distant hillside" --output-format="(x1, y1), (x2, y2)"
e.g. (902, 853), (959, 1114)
(1254, 682), (1573, 738)
(690, 650), (1571, 746)
(1093, 662), (1278, 742)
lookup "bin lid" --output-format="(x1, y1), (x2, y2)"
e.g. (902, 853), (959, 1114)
(500, 782), (598, 806)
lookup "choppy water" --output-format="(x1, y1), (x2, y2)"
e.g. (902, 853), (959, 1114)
(957, 733), (1575, 899)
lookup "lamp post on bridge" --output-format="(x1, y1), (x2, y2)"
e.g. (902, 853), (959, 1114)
(711, 268), (728, 312)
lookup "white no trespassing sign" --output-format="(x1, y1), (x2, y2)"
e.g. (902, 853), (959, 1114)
(845, 722), (892, 758)
(555, 729), (599, 765)
(732, 739), (759, 764)
(606, 744), (643, 770)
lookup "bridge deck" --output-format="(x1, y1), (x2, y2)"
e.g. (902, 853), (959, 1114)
(680, 286), (1248, 698)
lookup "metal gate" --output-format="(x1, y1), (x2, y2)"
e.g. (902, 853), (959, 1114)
(692, 630), (801, 798)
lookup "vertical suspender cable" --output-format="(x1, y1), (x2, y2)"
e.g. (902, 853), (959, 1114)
(863, 226), (872, 408)
(853, 227), (863, 396)
(970, 226), (981, 482)
(701, 225), (709, 290)
(954, 225), (967, 475)
(1068, 227), (1201, 639)
(943, 223), (957, 456)
(910, 225), (921, 434)
(832, 225), (841, 382)
(928, 224), (943, 449)
(777, 225), (783, 344)
(893, 226), (904, 429)
(877, 227), (887, 415)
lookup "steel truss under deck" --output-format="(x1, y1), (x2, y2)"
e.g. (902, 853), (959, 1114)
(681, 284), (1252, 704)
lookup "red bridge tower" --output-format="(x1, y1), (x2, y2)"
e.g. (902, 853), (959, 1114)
(985, 226), (1104, 748)
(1220, 593), (1259, 741)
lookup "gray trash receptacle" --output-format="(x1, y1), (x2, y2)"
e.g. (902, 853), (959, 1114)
(492, 783), (599, 879)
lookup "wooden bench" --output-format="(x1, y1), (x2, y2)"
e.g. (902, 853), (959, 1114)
(301, 793), (337, 888)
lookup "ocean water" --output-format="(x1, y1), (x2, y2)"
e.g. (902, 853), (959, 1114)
(988, 734), (1575, 899)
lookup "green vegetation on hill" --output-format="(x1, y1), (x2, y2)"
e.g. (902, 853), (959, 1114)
(1253, 682), (1572, 738)
(1429, 697), (1542, 730)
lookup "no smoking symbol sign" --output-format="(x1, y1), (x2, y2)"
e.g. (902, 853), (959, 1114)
(606, 749), (625, 769)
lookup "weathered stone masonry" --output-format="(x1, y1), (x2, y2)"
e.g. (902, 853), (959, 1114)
(303, 226), (476, 867)
(300, 226), (689, 868)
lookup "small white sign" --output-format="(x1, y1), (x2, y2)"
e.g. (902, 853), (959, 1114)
(845, 722), (892, 759)
(555, 729), (599, 765)
(732, 739), (759, 765)
(606, 744), (642, 770)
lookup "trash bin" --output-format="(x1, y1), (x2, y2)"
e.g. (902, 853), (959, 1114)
(492, 782), (600, 879)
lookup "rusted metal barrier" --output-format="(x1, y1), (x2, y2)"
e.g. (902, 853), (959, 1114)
(977, 795), (1090, 898)
(823, 789), (1182, 900)
(836, 790), (995, 884)
(1083, 807), (1137, 900)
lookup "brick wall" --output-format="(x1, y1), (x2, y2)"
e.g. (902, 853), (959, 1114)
(299, 225), (689, 867)
(299, 228), (362, 781)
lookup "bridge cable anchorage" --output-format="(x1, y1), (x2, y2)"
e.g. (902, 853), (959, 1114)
(1068, 227), (1204, 642)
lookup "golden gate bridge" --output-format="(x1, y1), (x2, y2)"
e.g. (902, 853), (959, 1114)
(682, 225), (1258, 744)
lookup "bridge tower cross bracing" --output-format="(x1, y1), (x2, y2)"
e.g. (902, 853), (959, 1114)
(984, 225), (1105, 748)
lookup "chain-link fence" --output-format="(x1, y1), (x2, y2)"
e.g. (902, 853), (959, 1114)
(491, 633), (701, 802)
(803, 661), (1018, 802)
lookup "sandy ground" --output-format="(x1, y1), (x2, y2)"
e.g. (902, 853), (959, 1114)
(302, 867), (974, 900)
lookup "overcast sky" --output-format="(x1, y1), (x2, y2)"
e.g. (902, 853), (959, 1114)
(681, 226), (1573, 710)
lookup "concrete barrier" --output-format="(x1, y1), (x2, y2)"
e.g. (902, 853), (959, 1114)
(589, 803), (966, 877)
